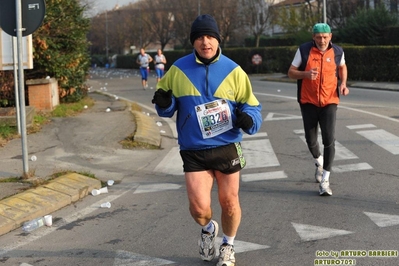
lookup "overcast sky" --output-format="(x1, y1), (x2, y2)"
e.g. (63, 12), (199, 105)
(93, 0), (136, 13)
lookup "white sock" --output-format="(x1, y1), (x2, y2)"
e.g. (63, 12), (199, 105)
(202, 220), (215, 233)
(322, 170), (330, 181)
(222, 234), (235, 245)
(314, 155), (323, 167)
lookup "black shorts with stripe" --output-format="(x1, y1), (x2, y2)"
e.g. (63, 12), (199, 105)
(180, 142), (246, 174)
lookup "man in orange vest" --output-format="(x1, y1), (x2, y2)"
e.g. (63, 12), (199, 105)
(288, 23), (350, 196)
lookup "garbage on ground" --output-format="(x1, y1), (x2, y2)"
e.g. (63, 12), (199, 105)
(44, 215), (52, 226)
(30, 155), (37, 161)
(106, 108), (111, 112)
(156, 121), (162, 127)
(91, 187), (108, 196)
(107, 180), (114, 186)
(23, 217), (45, 232)
(100, 202), (111, 208)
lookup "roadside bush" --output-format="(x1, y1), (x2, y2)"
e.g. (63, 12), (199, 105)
(25, 0), (91, 103)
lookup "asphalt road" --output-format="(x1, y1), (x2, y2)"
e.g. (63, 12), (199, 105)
(0, 69), (398, 266)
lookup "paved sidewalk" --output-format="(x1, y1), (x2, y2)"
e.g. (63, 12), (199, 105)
(0, 69), (161, 236)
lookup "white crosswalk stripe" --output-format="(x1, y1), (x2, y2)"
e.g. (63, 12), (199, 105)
(357, 129), (399, 155)
(241, 170), (287, 182)
(242, 138), (280, 168)
(295, 130), (373, 172)
(347, 124), (399, 155)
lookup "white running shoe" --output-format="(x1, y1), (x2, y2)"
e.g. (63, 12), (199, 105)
(319, 180), (332, 196)
(198, 220), (219, 261)
(217, 243), (236, 266)
(315, 164), (323, 183)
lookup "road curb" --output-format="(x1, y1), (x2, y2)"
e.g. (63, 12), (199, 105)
(131, 110), (162, 147)
(0, 173), (101, 236)
(95, 90), (162, 147)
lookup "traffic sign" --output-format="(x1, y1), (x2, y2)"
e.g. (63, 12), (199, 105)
(252, 54), (262, 65)
(0, 0), (46, 37)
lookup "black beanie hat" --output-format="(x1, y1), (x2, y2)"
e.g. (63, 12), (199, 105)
(190, 14), (221, 45)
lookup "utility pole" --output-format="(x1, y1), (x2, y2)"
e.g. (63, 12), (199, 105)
(198, 0), (201, 16)
(15, 0), (29, 177)
(105, 10), (109, 63)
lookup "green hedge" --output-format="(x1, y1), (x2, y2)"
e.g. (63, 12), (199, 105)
(113, 45), (399, 82)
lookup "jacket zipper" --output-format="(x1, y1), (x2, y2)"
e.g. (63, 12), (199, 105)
(181, 113), (191, 131)
(319, 53), (324, 106)
(205, 64), (209, 97)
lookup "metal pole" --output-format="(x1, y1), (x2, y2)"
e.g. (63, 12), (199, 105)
(105, 10), (109, 64)
(15, 0), (30, 177)
(323, 0), (327, 23)
(12, 37), (21, 134)
(198, 0), (201, 16)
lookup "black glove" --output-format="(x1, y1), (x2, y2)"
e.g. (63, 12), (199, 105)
(151, 89), (172, 108)
(235, 109), (253, 130)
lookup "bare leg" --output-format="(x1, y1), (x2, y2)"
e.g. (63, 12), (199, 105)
(214, 170), (241, 237)
(185, 170), (215, 226)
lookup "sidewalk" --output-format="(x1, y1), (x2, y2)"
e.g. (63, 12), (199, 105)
(0, 69), (397, 237)
(0, 69), (161, 236)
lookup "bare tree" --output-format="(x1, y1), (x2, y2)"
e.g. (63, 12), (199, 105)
(169, 0), (199, 49)
(239, 0), (276, 47)
(272, 1), (319, 34)
(327, 0), (360, 28)
(212, 0), (241, 47)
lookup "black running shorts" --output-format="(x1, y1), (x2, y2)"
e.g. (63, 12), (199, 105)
(180, 142), (246, 174)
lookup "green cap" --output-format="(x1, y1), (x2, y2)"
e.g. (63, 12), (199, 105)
(313, 23), (331, 33)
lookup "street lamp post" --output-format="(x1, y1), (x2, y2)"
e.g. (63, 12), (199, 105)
(323, 0), (327, 23)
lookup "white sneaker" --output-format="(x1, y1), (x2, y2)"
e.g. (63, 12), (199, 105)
(217, 243), (235, 266)
(319, 180), (332, 196)
(198, 220), (219, 261)
(315, 164), (323, 183)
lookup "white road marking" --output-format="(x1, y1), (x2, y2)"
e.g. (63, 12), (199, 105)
(298, 135), (358, 160)
(294, 129), (304, 134)
(113, 250), (174, 266)
(154, 147), (183, 175)
(154, 136), (281, 175)
(265, 112), (302, 121)
(333, 163), (373, 173)
(255, 92), (399, 123)
(215, 237), (270, 254)
(346, 124), (376, 130)
(243, 132), (268, 139)
(243, 139), (280, 168)
(364, 212), (399, 228)
(0, 185), (139, 257)
(292, 222), (353, 242)
(133, 183), (181, 194)
(356, 129), (399, 155)
(242, 171), (287, 182)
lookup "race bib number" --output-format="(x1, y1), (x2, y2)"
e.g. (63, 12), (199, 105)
(195, 100), (233, 139)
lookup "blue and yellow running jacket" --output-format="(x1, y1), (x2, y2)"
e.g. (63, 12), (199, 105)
(155, 49), (262, 150)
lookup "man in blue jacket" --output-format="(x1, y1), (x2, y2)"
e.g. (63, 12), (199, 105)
(151, 14), (262, 266)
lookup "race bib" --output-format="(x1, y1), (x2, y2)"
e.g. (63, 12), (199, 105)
(195, 99), (233, 139)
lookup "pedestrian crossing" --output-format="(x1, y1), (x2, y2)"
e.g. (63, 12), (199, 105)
(347, 124), (399, 155)
(147, 119), (399, 256)
(154, 122), (398, 180)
